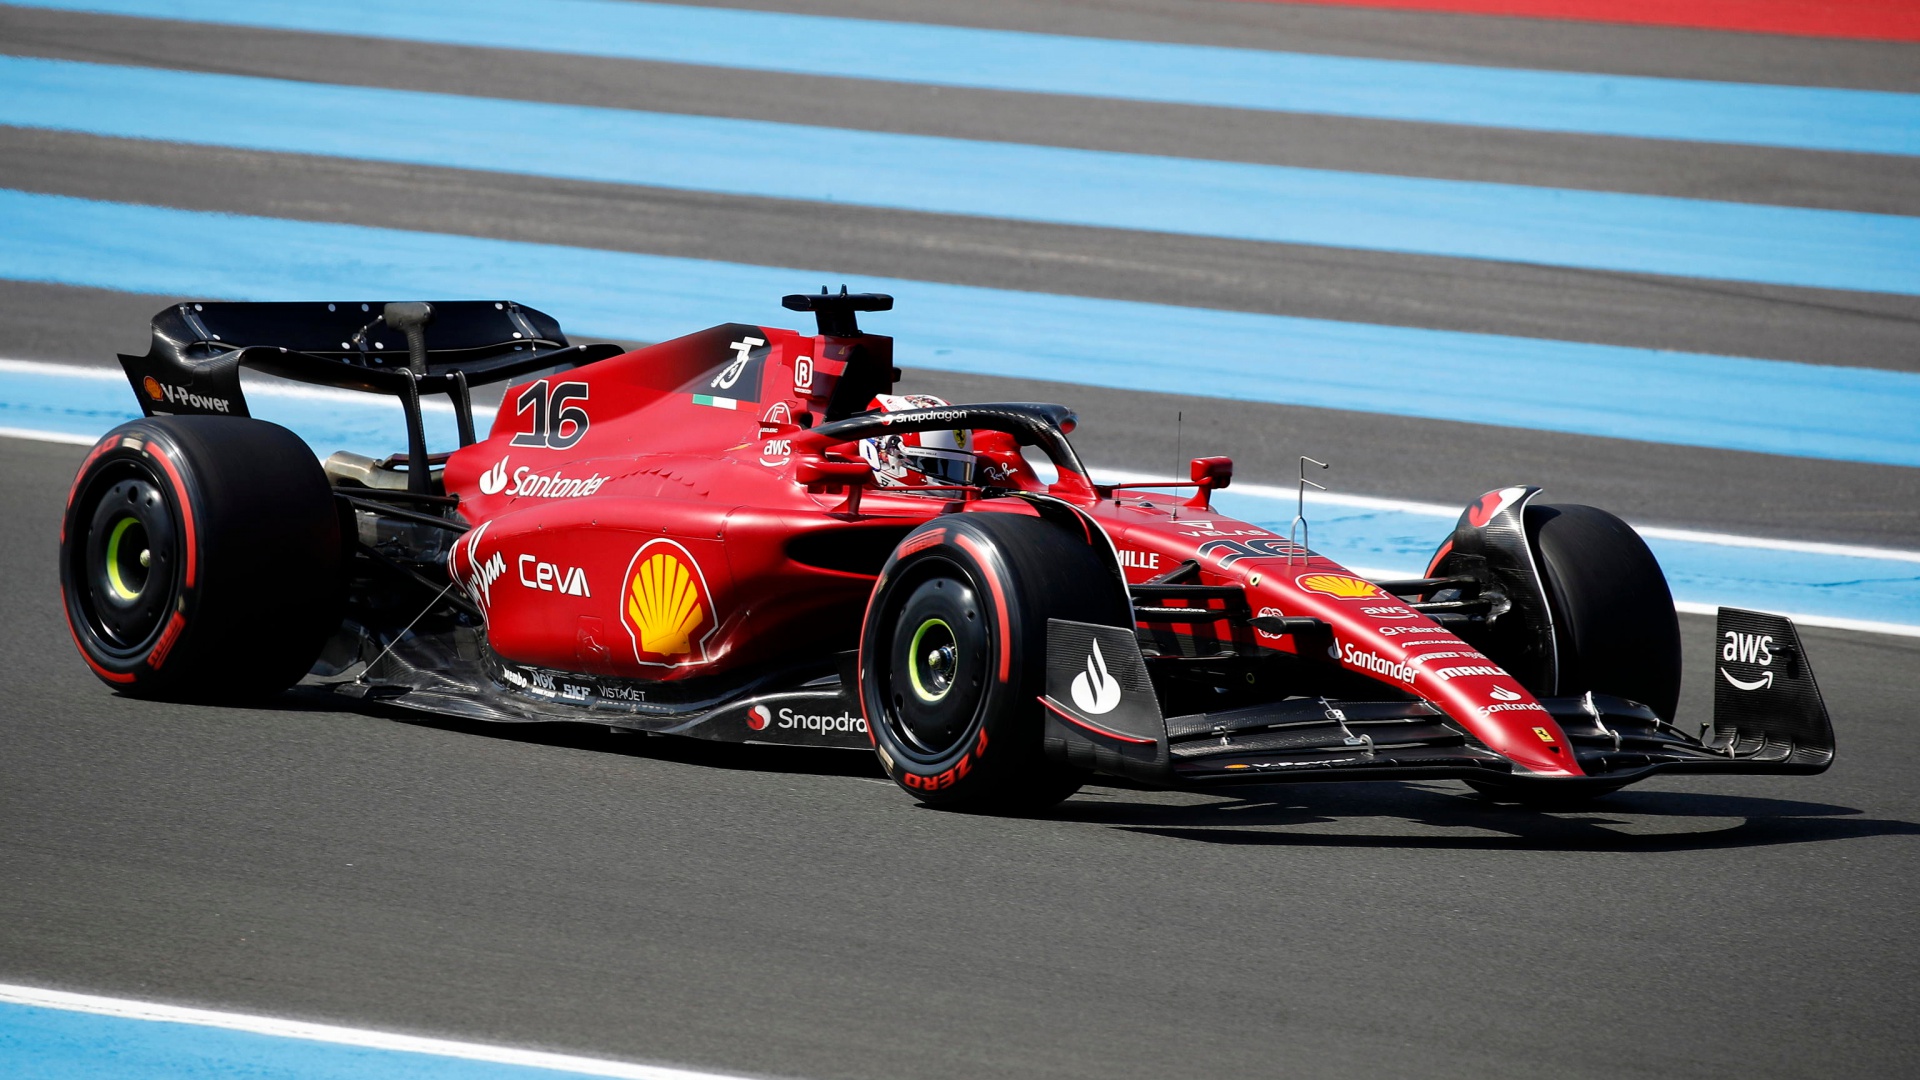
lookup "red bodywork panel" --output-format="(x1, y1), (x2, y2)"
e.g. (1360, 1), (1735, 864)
(441, 320), (1580, 777)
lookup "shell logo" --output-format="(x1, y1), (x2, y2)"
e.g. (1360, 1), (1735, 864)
(142, 376), (165, 401)
(620, 539), (718, 666)
(1295, 573), (1385, 600)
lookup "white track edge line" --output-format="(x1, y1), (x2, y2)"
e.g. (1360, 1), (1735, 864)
(0, 357), (458, 410)
(1341, 562), (1920, 639)
(1107, 471), (1920, 564)
(0, 983), (767, 1080)
(7, 424), (1917, 571)
(0, 425), (99, 445)
(7, 360), (1915, 561)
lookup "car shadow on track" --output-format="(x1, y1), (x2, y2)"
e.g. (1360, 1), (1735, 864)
(1062, 782), (1920, 852)
(330, 697), (889, 780)
(288, 689), (1914, 849)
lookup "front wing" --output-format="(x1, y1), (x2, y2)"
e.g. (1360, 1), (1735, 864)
(1041, 609), (1834, 788)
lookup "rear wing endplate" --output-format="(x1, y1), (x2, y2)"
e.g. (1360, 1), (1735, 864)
(118, 300), (623, 491)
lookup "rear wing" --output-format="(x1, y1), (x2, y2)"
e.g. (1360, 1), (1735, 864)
(118, 301), (623, 489)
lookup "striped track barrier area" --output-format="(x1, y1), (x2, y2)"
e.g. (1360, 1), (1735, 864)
(9, 0), (1919, 152)
(6, 192), (1919, 468)
(3, 58), (1914, 294)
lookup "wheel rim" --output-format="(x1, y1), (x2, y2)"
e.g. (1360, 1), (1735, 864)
(103, 515), (150, 601)
(75, 470), (178, 654)
(908, 618), (958, 702)
(882, 566), (990, 757)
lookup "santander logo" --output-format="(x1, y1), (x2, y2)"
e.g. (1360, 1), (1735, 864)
(478, 456), (510, 495)
(1070, 640), (1121, 715)
(747, 704), (772, 731)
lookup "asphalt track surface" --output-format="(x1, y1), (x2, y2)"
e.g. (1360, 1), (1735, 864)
(2, 1), (1917, 1077)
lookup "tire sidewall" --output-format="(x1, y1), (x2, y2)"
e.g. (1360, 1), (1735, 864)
(61, 422), (206, 688)
(1526, 502), (1683, 720)
(60, 416), (343, 699)
(859, 517), (1033, 801)
(859, 511), (1131, 809)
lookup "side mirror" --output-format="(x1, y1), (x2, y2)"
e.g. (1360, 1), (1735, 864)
(794, 457), (871, 485)
(795, 454), (873, 515)
(1186, 456), (1233, 508)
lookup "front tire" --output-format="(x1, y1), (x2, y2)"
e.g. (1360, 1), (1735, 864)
(1465, 502), (1680, 807)
(1528, 502), (1682, 721)
(60, 416), (344, 701)
(859, 512), (1130, 813)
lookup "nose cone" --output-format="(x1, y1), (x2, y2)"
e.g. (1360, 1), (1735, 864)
(1258, 565), (1582, 777)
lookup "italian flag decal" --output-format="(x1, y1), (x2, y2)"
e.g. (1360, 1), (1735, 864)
(691, 394), (739, 409)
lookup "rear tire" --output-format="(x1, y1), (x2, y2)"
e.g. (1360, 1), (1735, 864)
(60, 416), (344, 701)
(859, 512), (1130, 813)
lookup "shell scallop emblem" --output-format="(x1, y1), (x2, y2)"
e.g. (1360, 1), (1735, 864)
(1295, 573), (1385, 600)
(620, 539), (718, 666)
(142, 376), (165, 401)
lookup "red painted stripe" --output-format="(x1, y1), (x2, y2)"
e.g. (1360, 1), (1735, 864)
(1236, 0), (1920, 43)
(147, 444), (197, 589)
(1039, 697), (1158, 745)
(954, 534), (1014, 683)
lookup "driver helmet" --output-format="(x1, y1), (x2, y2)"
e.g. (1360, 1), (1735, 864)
(858, 394), (974, 488)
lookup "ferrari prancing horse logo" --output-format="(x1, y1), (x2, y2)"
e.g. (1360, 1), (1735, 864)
(620, 539), (718, 667)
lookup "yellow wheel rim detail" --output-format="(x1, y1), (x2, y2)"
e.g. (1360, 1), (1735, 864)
(104, 517), (141, 601)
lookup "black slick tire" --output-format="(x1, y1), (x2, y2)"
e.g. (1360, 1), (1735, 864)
(1528, 502), (1683, 720)
(1468, 502), (1681, 806)
(60, 416), (344, 701)
(859, 511), (1130, 813)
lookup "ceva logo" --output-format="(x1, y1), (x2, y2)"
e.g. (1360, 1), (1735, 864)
(1070, 640), (1121, 715)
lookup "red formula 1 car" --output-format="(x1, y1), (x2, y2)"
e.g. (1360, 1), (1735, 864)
(60, 292), (1834, 810)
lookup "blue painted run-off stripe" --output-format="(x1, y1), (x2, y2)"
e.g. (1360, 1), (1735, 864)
(3, 58), (1918, 297)
(6, 190), (1920, 469)
(6, 363), (1914, 629)
(14, 0), (1920, 156)
(0, 1000), (633, 1079)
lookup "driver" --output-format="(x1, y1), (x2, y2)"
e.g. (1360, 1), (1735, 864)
(857, 394), (974, 489)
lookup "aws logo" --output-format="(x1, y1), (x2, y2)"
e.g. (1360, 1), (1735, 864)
(620, 539), (719, 667)
(1295, 573), (1385, 600)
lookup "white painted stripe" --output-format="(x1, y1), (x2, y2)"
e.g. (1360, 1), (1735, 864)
(0, 358), (121, 379)
(1103, 470), (1920, 565)
(0, 356), (460, 411)
(0, 982), (765, 1080)
(0, 425), (97, 445)
(1337, 561), (1920, 639)
(1672, 601), (1920, 639)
